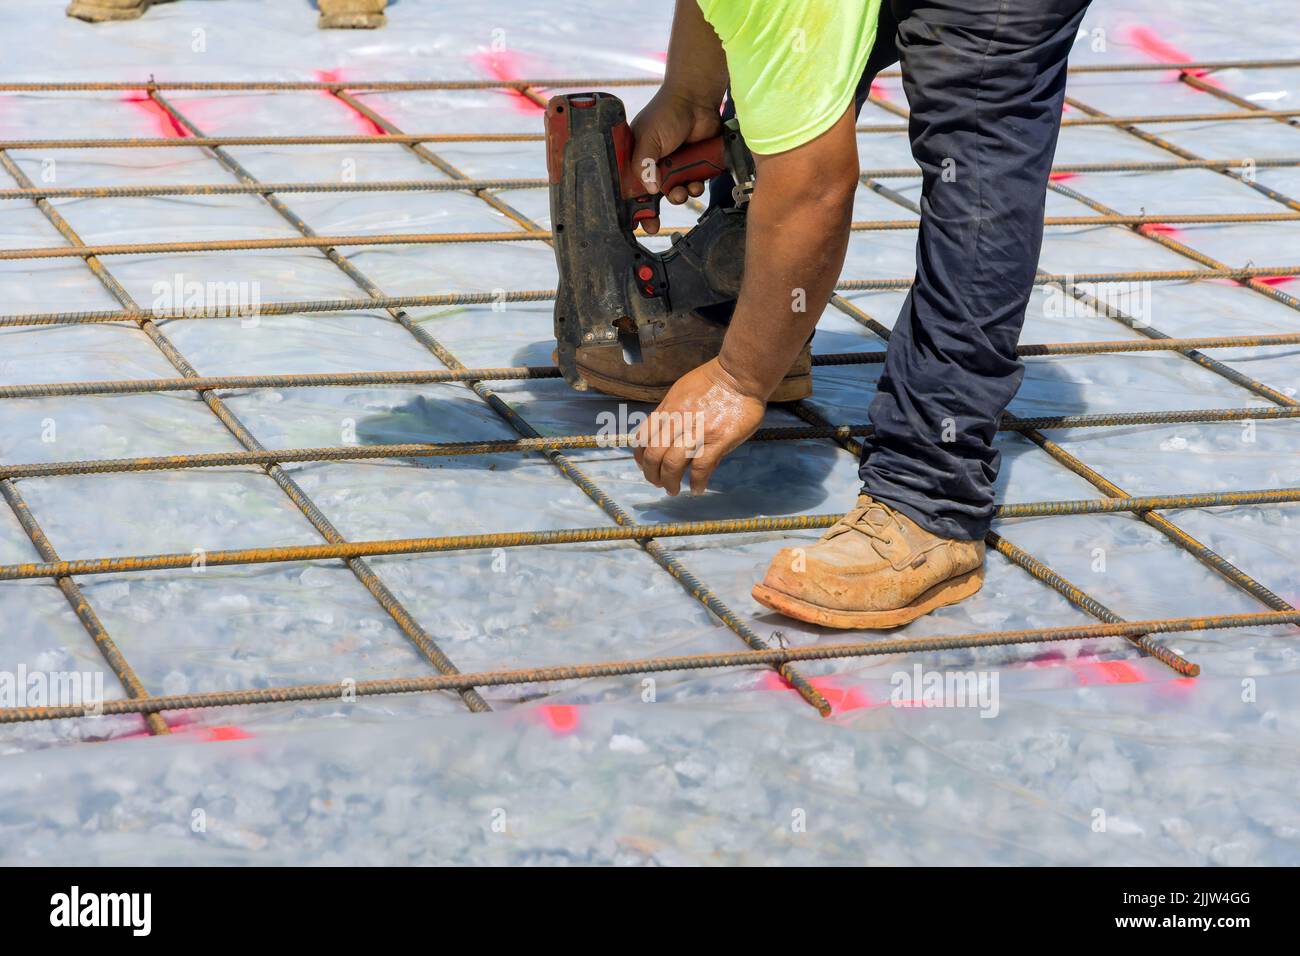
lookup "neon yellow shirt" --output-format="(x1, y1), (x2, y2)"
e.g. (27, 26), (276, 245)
(697, 0), (881, 154)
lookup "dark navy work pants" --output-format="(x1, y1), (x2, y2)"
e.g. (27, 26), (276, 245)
(708, 0), (1091, 540)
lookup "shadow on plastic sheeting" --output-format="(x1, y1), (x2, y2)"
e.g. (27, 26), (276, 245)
(353, 393), (534, 474)
(504, 335), (844, 520)
(348, 330), (1086, 517)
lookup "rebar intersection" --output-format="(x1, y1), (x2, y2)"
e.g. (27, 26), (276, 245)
(1, 59), (1298, 729)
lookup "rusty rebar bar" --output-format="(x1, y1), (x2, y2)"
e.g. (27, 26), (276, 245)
(2, 404), (1290, 480)
(3, 486), (1296, 583)
(5, 212), (1299, 262)
(2, 107), (1296, 154)
(6, 610), (1297, 725)
(1, 268), (1295, 330)
(6, 333), (1300, 399)
(1, 157), (1296, 201)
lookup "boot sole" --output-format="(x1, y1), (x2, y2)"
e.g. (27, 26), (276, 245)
(575, 362), (812, 404)
(319, 14), (386, 28)
(751, 567), (984, 630)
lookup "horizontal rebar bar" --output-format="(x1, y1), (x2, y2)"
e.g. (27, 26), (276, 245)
(0, 178), (549, 200)
(0, 229), (552, 260)
(1, 487), (1294, 582)
(7, 213), (1294, 262)
(8, 609), (1299, 725)
(3, 108), (1296, 154)
(834, 266), (1298, 289)
(1, 158), (1296, 201)
(6, 332), (1300, 399)
(2, 405), (1291, 480)
(0, 177), (547, 200)
(2, 269), (1295, 330)
(7, 291), (1300, 335)
(0, 290), (557, 328)
(1056, 108), (1300, 126)
(0, 133), (547, 150)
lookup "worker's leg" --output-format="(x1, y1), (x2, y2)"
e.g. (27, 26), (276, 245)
(857, 0), (1091, 540)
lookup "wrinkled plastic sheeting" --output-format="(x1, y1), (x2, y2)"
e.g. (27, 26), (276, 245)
(3, 665), (1298, 866)
(0, 0), (1298, 863)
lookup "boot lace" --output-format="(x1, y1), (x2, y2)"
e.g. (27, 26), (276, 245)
(823, 501), (897, 545)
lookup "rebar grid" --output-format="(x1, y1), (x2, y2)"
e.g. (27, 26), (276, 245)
(1, 59), (1297, 728)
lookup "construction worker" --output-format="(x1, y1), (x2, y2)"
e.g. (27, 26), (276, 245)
(624, 0), (1092, 628)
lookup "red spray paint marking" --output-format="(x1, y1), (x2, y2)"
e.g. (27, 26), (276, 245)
(869, 81), (890, 102)
(1208, 275), (1296, 288)
(470, 50), (547, 114)
(1167, 677), (1198, 693)
(113, 715), (252, 743)
(1015, 651), (1148, 686)
(1072, 659), (1146, 686)
(1138, 222), (1183, 239)
(314, 69), (389, 136)
(183, 724), (254, 742)
(759, 672), (873, 714)
(537, 703), (581, 735)
(122, 92), (191, 138)
(1122, 25), (1222, 87)
(1049, 171), (1079, 182)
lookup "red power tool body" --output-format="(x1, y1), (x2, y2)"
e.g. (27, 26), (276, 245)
(545, 91), (755, 390)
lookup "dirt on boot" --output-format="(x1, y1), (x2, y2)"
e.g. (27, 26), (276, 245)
(752, 494), (985, 629)
(318, 0), (387, 29)
(569, 311), (812, 403)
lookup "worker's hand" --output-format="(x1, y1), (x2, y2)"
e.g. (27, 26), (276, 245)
(631, 358), (765, 496)
(630, 87), (723, 235)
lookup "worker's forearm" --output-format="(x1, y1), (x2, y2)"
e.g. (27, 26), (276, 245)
(717, 172), (855, 400)
(662, 0), (728, 108)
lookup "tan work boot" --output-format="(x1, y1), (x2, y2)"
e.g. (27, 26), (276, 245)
(67, 0), (152, 21)
(753, 495), (985, 628)
(570, 311), (812, 403)
(318, 0), (387, 28)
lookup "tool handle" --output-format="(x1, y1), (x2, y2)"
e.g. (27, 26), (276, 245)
(656, 137), (727, 194)
(613, 123), (726, 224)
